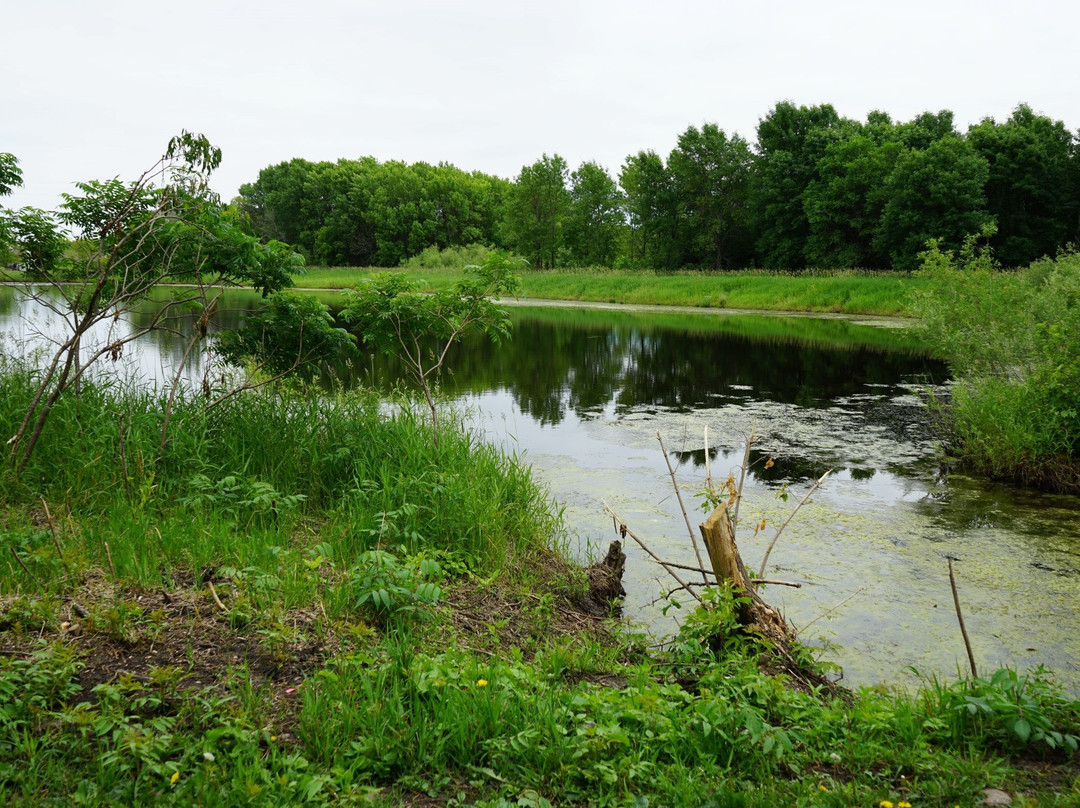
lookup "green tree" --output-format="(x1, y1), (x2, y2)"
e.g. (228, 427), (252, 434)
(6, 132), (305, 470)
(0, 153), (21, 197)
(7, 208), (68, 276)
(340, 252), (523, 446)
(967, 104), (1077, 266)
(668, 123), (753, 269)
(752, 102), (854, 269)
(238, 158), (316, 247)
(564, 161), (624, 267)
(502, 154), (569, 269)
(212, 291), (356, 384)
(875, 137), (992, 271)
(803, 128), (903, 268)
(0, 152), (23, 263)
(619, 150), (678, 269)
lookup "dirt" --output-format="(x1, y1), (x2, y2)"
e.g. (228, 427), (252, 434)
(0, 571), (327, 711)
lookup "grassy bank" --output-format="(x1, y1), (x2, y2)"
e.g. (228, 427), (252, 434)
(1, 369), (1078, 806)
(291, 266), (927, 317)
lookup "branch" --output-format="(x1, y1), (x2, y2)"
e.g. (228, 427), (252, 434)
(657, 432), (708, 584)
(757, 469), (831, 579)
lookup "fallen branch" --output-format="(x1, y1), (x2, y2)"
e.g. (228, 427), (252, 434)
(39, 496), (63, 560)
(650, 560), (801, 587)
(207, 581), (229, 613)
(104, 541), (117, 580)
(9, 546), (45, 593)
(731, 422), (756, 533)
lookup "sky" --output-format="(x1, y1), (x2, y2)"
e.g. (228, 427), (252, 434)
(4, 0), (1079, 212)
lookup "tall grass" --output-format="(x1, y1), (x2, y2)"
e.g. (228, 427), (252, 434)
(290, 266), (929, 316)
(0, 361), (563, 594)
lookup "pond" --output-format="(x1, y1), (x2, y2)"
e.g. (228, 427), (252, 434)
(3, 285), (1078, 691)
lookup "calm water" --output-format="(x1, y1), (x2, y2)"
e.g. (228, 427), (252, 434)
(3, 286), (1078, 691)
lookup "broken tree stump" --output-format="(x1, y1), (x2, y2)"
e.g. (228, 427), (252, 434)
(583, 540), (626, 616)
(699, 503), (789, 643)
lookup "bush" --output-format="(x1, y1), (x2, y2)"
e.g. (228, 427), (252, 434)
(914, 234), (1080, 489)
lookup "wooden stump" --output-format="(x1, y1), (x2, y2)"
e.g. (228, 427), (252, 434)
(699, 504), (788, 642)
(583, 540), (626, 616)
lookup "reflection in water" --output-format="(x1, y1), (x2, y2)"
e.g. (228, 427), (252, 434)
(353, 307), (947, 427)
(2, 288), (1078, 691)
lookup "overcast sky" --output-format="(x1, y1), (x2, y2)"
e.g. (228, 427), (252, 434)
(4, 0), (1079, 212)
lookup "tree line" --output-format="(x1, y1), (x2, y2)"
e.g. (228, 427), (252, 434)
(236, 101), (1080, 272)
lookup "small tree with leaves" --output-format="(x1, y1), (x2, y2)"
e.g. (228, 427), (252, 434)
(4, 133), (320, 471)
(340, 252), (523, 447)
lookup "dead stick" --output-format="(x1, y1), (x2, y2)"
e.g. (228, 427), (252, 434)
(603, 501), (703, 605)
(658, 432), (708, 584)
(670, 579), (802, 590)
(796, 586), (866, 636)
(207, 581), (229, 612)
(40, 497), (63, 560)
(104, 541), (117, 580)
(656, 560), (802, 587)
(948, 558), (978, 678)
(731, 422), (756, 533)
(758, 469), (831, 579)
(9, 546), (45, 593)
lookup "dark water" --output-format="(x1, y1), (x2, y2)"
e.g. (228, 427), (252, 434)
(3, 286), (1078, 691)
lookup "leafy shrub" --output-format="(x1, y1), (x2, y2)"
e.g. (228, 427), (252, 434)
(348, 549), (443, 620)
(399, 242), (502, 269)
(921, 667), (1079, 753)
(915, 233), (1080, 488)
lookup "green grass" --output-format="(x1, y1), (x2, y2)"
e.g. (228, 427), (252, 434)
(291, 266), (930, 317)
(1, 368), (1077, 806)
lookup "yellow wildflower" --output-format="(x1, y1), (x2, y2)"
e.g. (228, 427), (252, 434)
(476, 678), (489, 687)
(880, 802), (894, 808)
(170, 772), (180, 785)
(818, 784), (828, 792)
(899, 803), (912, 808)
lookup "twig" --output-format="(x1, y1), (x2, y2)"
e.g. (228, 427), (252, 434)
(9, 546), (45, 593)
(104, 541), (117, 580)
(652, 560), (802, 587)
(731, 420), (756, 532)
(658, 432), (708, 584)
(795, 586), (866, 636)
(207, 581), (229, 613)
(39, 496), (63, 560)
(752, 578), (802, 588)
(948, 558), (978, 678)
(758, 469), (831, 579)
(602, 501), (703, 605)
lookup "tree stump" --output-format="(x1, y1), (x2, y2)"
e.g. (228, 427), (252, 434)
(699, 504), (788, 643)
(584, 540), (626, 616)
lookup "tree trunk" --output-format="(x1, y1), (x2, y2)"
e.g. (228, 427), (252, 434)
(699, 503), (788, 641)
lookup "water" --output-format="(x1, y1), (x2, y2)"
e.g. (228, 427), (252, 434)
(3, 285), (1078, 691)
